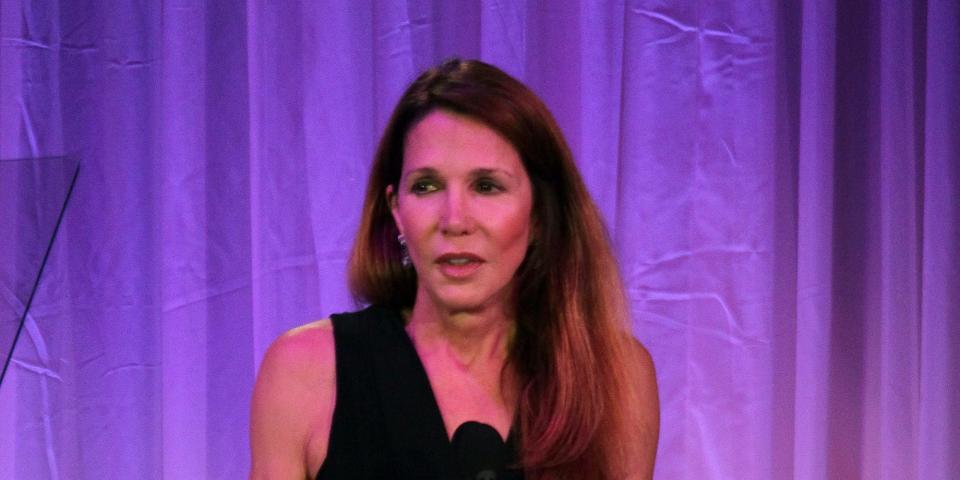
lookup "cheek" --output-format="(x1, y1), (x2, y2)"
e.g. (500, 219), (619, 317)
(396, 203), (435, 252)
(495, 207), (534, 255)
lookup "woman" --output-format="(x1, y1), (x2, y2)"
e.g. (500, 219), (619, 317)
(250, 59), (659, 479)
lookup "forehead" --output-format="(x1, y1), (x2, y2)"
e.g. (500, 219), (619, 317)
(401, 110), (523, 174)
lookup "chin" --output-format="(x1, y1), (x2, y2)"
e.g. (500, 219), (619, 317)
(427, 287), (502, 314)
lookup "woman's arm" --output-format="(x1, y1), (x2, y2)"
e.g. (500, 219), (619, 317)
(249, 320), (336, 480)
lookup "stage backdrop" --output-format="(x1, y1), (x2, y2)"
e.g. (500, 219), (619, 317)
(1, 1), (957, 479)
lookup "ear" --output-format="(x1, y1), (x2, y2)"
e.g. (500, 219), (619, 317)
(386, 184), (404, 236)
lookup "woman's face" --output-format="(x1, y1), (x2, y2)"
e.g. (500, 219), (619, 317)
(389, 109), (534, 314)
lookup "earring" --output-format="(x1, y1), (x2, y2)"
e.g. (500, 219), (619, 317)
(397, 234), (412, 267)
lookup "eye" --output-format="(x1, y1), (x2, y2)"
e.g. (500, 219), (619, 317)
(474, 178), (504, 194)
(410, 179), (439, 195)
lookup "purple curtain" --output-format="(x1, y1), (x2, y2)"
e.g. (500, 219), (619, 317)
(1, 1), (957, 479)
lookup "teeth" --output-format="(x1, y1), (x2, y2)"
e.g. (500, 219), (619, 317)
(447, 258), (471, 265)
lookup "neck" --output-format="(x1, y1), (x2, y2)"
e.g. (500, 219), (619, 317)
(405, 291), (516, 370)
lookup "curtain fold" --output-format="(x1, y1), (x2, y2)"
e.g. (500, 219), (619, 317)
(0, 1), (956, 478)
(919, 1), (960, 477)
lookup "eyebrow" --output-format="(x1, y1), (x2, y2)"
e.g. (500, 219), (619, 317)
(402, 167), (516, 181)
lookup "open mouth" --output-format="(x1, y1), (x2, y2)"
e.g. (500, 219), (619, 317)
(436, 253), (484, 278)
(445, 258), (473, 266)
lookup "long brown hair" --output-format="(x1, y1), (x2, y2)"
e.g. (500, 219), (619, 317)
(348, 59), (647, 478)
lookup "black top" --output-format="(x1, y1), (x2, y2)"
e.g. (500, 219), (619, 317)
(317, 305), (524, 480)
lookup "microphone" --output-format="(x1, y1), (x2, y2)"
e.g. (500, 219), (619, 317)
(449, 421), (519, 480)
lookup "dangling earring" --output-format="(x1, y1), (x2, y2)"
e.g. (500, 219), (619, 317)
(398, 234), (412, 267)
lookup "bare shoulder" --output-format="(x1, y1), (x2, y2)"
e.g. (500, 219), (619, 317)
(627, 338), (658, 418)
(630, 339), (657, 384)
(627, 337), (659, 480)
(259, 318), (336, 392)
(250, 319), (336, 479)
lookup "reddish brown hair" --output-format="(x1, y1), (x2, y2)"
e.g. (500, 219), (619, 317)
(348, 59), (647, 478)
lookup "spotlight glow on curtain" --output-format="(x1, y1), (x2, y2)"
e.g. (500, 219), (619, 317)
(0, 1), (957, 479)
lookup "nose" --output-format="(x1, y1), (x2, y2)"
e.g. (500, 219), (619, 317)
(440, 187), (475, 236)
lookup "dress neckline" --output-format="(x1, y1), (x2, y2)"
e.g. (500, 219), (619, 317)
(385, 307), (518, 447)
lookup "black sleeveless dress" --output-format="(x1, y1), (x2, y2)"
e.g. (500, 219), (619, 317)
(317, 305), (524, 480)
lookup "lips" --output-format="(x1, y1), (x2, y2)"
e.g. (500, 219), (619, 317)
(435, 252), (485, 278)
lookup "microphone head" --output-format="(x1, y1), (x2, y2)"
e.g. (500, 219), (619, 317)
(449, 421), (515, 480)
